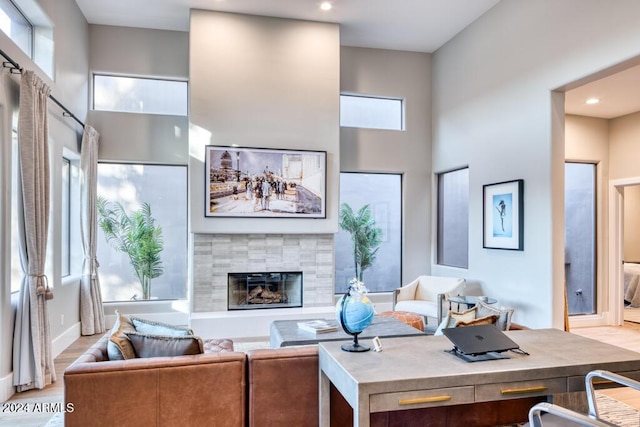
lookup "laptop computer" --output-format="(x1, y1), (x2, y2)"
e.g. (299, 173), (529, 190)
(442, 324), (521, 362)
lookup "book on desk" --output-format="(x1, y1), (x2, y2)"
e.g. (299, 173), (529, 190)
(297, 319), (338, 334)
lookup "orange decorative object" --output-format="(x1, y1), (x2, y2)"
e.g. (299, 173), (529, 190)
(379, 311), (425, 332)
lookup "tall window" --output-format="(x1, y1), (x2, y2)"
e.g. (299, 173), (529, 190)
(60, 155), (80, 278)
(61, 157), (70, 277)
(97, 163), (188, 301)
(565, 162), (596, 315)
(437, 168), (469, 268)
(93, 74), (188, 116)
(10, 126), (20, 292)
(340, 94), (404, 130)
(335, 173), (402, 293)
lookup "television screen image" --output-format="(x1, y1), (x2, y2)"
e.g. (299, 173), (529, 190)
(205, 145), (326, 218)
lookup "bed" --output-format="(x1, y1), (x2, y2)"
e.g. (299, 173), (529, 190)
(624, 262), (640, 307)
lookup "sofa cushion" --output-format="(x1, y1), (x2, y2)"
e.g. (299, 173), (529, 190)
(107, 310), (136, 360)
(125, 332), (204, 358)
(475, 301), (514, 331)
(130, 316), (194, 336)
(394, 300), (439, 318)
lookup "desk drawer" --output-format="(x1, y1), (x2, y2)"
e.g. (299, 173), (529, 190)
(370, 386), (475, 412)
(476, 378), (566, 402)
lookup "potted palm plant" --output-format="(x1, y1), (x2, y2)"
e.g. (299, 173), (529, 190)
(97, 197), (164, 300)
(339, 203), (383, 282)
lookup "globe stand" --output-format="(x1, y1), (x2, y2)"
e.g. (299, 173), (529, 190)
(338, 291), (371, 353)
(341, 333), (370, 352)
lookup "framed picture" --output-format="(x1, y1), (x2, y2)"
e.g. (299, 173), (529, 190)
(205, 145), (326, 218)
(483, 179), (524, 250)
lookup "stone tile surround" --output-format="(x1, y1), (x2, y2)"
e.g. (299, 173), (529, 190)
(193, 233), (335, 312)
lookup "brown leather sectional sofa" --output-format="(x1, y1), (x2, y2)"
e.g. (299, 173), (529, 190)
(64, 330), (536, 427)
(64, 335), (345, 427)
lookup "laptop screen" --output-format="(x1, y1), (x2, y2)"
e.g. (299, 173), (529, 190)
(442, 324), (520, 356)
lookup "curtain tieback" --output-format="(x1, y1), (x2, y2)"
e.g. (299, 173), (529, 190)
(31, 274), (54, 300)
(85, 257), (100, 278)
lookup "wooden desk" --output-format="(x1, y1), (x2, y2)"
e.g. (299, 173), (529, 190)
(318, 329), (640, 427)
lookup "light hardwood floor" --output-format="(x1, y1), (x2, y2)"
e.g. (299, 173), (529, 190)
(3, 323), (640, 426)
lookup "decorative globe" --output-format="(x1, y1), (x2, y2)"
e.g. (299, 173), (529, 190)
(336, 293), (375, 352)
(336, 294), (375, 333)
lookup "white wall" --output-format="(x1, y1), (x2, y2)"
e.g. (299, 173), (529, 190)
(610, 111), (640, 261)
(87, 25), (189, 164)
(340, 47), (431, 283)
(188, 10), (340, 235)
(432, 0), (640, 328)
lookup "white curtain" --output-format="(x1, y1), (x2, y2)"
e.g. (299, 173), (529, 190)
(79, 125), (105, 335)
(12, 70), (55, 392)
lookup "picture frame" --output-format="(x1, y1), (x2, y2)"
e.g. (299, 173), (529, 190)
(483, 179), (524, 250)
(204, 145), (327, 218)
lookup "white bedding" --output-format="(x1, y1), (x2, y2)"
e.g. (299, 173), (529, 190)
(624, 262), (640, 307)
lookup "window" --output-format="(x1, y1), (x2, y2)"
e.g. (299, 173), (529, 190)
(93, 74), (188, 116)
(61, 157), (70, 277)
(10, 126), (20, 292)
(437, 168), (469, 268)
(565, 162), (596, 315)
(97, 163), (188, 301)
(335, 173), (402, 293)
(0, 0), (53, 77)
(340, 94), (404, 130)
(61, 154), (80, 279)
(0, 0), (32, 58)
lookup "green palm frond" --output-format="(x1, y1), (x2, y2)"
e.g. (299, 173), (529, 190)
(339, 203), (383, 281)
(97, 197), (164, 299)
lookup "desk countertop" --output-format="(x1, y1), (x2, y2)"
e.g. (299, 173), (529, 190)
(319, 328), (640, 394)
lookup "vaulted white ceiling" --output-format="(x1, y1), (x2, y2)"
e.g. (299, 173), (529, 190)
(74, 0), (499, 53)
(75, 0), (640, 119)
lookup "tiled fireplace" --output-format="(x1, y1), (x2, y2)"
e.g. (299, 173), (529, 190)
(192, 234), (335, 313)
(227, 271), (303, 310)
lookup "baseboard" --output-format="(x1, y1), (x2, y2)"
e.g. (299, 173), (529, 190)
(52, 322), (81, 359)
(0, 371), (14, 403)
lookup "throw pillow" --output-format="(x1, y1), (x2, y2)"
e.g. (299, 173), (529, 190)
(455, 314), (499, 327)
(107, 310), (136, 360)
(434, 306), (478, 335)
(130, 316), (194, 336)
(475, 301), (514, 331)
(125, 332), (204, 358)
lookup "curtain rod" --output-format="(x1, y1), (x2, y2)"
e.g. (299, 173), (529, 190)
(0, 48), (85, 128)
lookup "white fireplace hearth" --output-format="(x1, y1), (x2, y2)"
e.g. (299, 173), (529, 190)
(190, 233), (338, 338)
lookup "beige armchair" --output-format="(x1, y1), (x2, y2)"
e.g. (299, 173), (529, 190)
(392, 276), (466, 325)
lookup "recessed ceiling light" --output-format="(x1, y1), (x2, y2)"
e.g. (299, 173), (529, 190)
(585, 98), (600, 105)
(320, 2), (332, 11)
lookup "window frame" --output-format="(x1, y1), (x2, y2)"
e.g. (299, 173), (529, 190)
(92, 73), (189, 116)
(436, 167), (470, 269)
(339, 93), (405, 131)
(335, 171), (403, 293)
(0, 0), (33, 58)
(96, 162), (189, 302)
(61, 156), (71, 278)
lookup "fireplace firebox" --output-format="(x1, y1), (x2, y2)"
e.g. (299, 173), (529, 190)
(227, 271), (303, 310)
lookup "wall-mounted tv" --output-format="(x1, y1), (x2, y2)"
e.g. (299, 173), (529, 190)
(204, 145), (327, 218)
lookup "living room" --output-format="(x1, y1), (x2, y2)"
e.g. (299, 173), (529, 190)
(3, 0), (640, 423)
